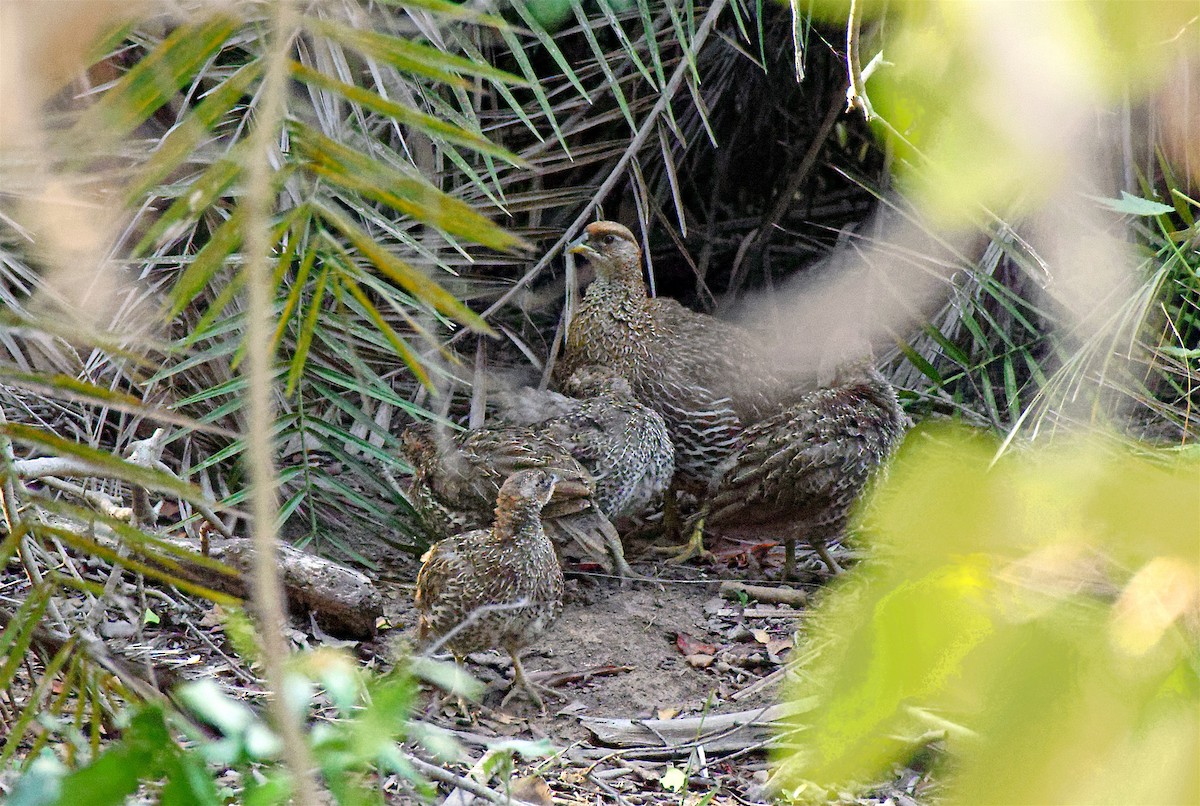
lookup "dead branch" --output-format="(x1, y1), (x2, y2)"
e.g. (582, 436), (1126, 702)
(719, 581), (808, 607)
(188, 536), (383, 641)
(580, 698), (816, 756)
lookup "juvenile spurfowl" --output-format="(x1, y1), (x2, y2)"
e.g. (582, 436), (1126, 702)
(699, 360), (907, 578)
(560, 221), (785, 558)
(414, 468), (565, 710)
(495, 366), (675, 520)
(402, 423), (634, 577)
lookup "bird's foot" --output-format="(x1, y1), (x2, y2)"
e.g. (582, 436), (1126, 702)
(651, 518), (714, 565)
(503, 653), (566, 713)
(426, 691), (476, 723)
(603, 527), (639, 583)
(779, 539), (798, 581)
(807, 539), (844, 578)
(613, 557), (642, 586)
(500, 678), (566, 713)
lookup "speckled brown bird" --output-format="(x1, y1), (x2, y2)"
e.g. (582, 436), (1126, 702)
(414, 468), (565, 710)
(402, 423), (634, 577)
(495, 366), (675, 520)
(560, 221), (787, 558)
(699, 360), (907, 578)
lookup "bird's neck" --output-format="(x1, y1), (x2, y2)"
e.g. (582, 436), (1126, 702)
(848, 368), (906, 433)
(574, 270), (653, 330)
(493, 502), (544, 541)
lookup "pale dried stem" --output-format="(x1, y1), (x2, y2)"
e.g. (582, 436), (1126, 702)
(845, 0), (874, 120)
(405, 753), (516, 805)
(239, 0), (321, 802)
(0, 408), (70, 633)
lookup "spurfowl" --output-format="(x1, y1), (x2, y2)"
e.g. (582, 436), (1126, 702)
(560, 221), (784, 559)
(698, 359), (907, 578)
(414, 468), (565, 710)
(495, 365), (675, 521)
(402, 422), (634, 577)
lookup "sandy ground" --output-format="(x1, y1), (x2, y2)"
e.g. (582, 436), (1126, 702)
(368, 532), (935, 804)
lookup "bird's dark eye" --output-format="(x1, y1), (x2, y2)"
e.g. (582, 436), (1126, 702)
(603, 234), (616, 244)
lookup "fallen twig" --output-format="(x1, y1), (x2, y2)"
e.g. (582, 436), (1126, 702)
(719, 581), (808, 607)
(531, 664), (634, 688)
(580, 699), (816, 756)
(730, 667), (789, 702)
(407, 753), (543, 806)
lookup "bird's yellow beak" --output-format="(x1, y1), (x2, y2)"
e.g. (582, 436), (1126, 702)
(567, 233), (594, 257)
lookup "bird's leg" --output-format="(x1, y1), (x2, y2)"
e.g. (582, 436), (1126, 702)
(782, 538), (797, 581)
(426, 654), (475, 721)
(501, 650), (566, 713)
(656, 515), (715, 564)
(809, 538), (844, 576)
(661, 484), (683, 540)
(597, 516), (637, 581)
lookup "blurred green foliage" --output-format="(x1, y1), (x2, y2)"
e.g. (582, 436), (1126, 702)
(807, 0), (1199, 221)
(7, 649), (485, 805)
(775, 424), (1199, 804)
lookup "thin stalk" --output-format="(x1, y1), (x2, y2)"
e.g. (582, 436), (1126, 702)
(845, 0), (873, 120)
(239, 1), (320, 802)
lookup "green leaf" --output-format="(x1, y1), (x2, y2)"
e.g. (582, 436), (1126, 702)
(158, 748), (221, 806)
(1158, 345), (1200, 359)
(485, 21), (570, 153)
(289, 121), (525, 253)
(0, 590), (53, 693)
(508, 1), (591, 102)
(71, 16), (240, 142)
(897, 339), (944, 384)
(341, 276), (433, 389)
(177, 679), (255, 736)
(315, 202), (496, 336)
(777, 427), (1200, 803)
(0, 367), (142, 410)
(288, 61), (523, 165)
(124, 59), (264, 206)
(595, 1), (655, 86)
(133, 155), (242, 257)
(284, 247), (334, 396)
(1, 423), (212, 504)
(659, 765), (686, 792)
(8, 749), (66, 806)
(37, 522), (240, 606)
(166, 206), (245, 319)
(57, 706), (174, 806)
(1090, 191), (1176, 217)
(375, 0), (511, 27)
(306, 16), (525, 88)
(408, 656), (483, 701)
(569, 3), (636, 132)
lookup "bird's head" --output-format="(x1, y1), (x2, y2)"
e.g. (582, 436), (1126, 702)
(567, 221), (642, 284)
(827, 355), (883, 388)
(500, 467), (561, 510)
(400, 426), (436, 468)
(565, 365), (633, 398)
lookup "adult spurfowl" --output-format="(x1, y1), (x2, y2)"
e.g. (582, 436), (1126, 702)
(560, 221), (784, 559)
(699, 359), (906, 578)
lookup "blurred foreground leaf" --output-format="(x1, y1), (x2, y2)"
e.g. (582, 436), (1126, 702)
(808, 0), (1200, 223)
(776, 424), (1200, 804)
